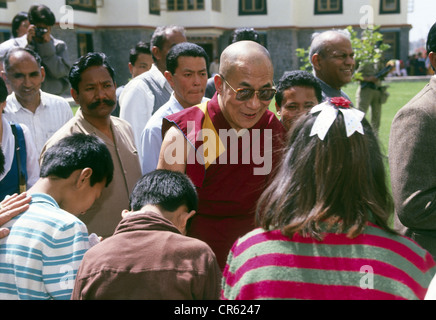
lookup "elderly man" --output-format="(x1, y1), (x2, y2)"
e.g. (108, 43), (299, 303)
(389, 22), (436, 259)
(40, 52), (142, 239)
(309, 30), (355, 101)
(140, 42), (209, 175)
(119, 25), (187, 152)
(2, 47), (73, 154)
(157, 41), (286, 269)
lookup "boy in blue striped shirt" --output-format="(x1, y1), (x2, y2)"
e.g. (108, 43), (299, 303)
(0, 133), (114, 299)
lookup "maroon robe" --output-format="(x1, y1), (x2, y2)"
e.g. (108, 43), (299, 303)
(163, 94), (285, 269)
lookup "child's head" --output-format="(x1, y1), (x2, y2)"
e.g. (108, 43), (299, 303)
(40, 133), (114, 215)
(257, 98), (393, 239)
(129, 169), (198, 234)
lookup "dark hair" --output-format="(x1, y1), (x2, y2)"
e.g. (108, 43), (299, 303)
(3, 47), (42, 73)
(150, 25), (186, 63)
(427, 22), (436, 55)
(11, 12), (28, 38)
(129, 41), (151, 65)
(28, 4), (56, 26)
(0, 77), (8, 103)
(166, 42), (209, 75)
(230, 27), (260, 44)
(256, 106), (394, 240)
(129, 169), (198, 213)
(40, 133), (114, 187)
(275, 70), (323, 107)
(69, 52), (116, 92)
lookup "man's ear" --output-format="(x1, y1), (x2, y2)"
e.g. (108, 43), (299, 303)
(151, 46), (161, 63)
(214, 74), (223, 94)
(311, 53), (321, 71)
(128, 62), (134, 76)
(429, 52), (436, 71)
(180, 210), (196, 234)
(76, 168), (93, 188)
(71, 88), (80, 105)
(40, 66), (46, 82)
(164, 70), (174, 88)
(275, 102), (281, 116)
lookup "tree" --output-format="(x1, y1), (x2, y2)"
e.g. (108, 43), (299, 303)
(296, 26), (390, 81)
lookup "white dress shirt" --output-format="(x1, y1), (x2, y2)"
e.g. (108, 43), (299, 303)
(119, 64), (173, 154)
(140, 93), (209, 175)
(4, 91), (73, 155)
(1, 117), (39, 188)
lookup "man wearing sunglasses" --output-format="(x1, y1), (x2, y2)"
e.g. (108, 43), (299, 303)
(157, 40), (285, 269)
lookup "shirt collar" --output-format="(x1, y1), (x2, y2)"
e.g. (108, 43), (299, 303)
(8, 90), (44, 112)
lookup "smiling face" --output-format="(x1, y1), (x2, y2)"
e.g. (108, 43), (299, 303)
(313, 35), (355, 90)
(216, 43), (275, 131)
(276, 86), (319, 131)
(165, 56), (208, 109)
(5, 50), (45, 106)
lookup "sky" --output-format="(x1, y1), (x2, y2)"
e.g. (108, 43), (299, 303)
(408, 0), (436, 42)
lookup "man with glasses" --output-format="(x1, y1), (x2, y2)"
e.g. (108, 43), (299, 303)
(309, 30), (355, 102)
(157, 40), (285, 269)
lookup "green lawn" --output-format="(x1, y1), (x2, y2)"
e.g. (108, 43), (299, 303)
(270, 79), (429, 156)
(269, 79), (430, 225)
(342, 80), (429, 156)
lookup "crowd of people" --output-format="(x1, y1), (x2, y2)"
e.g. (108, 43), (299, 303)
(1, 3), (436, 301)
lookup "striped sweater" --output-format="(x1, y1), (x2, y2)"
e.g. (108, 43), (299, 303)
(0, 193), (91, 300)
(221, 222), (436, 300)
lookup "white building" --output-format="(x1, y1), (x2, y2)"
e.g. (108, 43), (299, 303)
(0, 0), (410, 85)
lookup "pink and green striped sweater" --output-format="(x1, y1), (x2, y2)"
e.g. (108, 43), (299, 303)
(221, 222), (436, 300)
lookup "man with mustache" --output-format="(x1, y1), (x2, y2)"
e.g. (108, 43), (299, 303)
(2, 47), (73, 155)
(309, 30), (355, 102)
(40, 52), (142, 239)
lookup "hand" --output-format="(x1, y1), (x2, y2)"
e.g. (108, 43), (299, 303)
(0, 192), (31, 239)
(26, 25), (36, 43)
(26, 25), (51, 44)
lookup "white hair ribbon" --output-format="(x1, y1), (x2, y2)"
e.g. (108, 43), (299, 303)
(309, 97), (365, 141)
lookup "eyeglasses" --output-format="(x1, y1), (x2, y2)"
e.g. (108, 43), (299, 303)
(220, 75), (276, 101)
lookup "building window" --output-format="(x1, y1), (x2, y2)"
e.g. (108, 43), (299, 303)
(149, 0), (160, 14)
(381, 31), (399, 60)
(167, 0), (204, 11)
(380, 0), (400, 14)
(0, 0), (7, 9)
(314, 0), (343, 15)
(212, 0), (221, 12)
(77, 32), (94, 57)
(239, 0), (267, 15)
(66, 0), (97, 13)
(0, 30), (10, 43)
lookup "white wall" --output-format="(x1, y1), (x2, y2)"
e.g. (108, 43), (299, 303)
(0, 0), (409, 30)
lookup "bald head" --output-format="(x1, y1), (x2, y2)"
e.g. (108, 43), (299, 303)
(309, 30), (351, 61)
(219, 41), (273, 78)
(309, 30), (355, 89)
